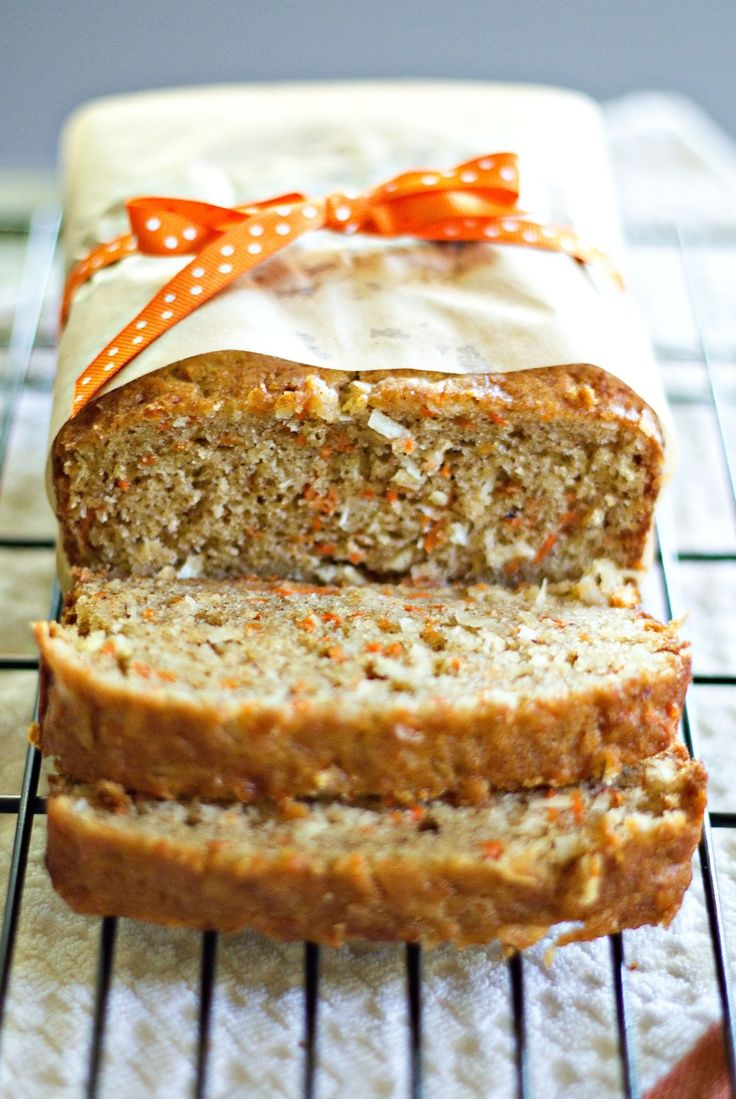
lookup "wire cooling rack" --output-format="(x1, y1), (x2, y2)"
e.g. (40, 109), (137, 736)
(0, 207), (734, 1099)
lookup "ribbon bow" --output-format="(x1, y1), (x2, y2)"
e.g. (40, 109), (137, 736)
(64, 152), (621, 415)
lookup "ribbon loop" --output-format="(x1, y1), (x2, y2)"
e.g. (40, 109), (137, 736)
(64, 152), (623, 416)
(127, 197), (243, 254)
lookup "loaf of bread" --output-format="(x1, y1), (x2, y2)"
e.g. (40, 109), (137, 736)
(46, 745), (706, 948)
(34, 570), (689, 803)
(42, 83), (700, 951)
(52, 359), (664, 585)
(52, 83), (669, 587)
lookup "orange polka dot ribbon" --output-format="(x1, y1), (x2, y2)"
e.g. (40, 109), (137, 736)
(63, 152), (623, 416)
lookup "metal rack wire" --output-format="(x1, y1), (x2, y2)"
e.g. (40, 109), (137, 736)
(0, 208), (734, 1098)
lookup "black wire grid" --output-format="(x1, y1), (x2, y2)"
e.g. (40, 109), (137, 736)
(0, 209), (734, 1099)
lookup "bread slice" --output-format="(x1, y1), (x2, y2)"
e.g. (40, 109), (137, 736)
(52, 358), (664, 586)
(35, 570), (690, 803)
(46, 745), (706, 948)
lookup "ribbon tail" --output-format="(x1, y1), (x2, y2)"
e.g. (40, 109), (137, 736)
(61, 233), (137, 326)
(71, 200), (323, 414)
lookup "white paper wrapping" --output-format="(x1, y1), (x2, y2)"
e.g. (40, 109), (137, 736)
(51, 80), (671, 461)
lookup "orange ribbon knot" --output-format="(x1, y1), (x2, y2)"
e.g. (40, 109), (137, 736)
(64, 152), (622, 415)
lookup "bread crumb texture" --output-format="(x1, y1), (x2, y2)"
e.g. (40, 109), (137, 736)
(46, 745), (706, 948)
(35, 570), (690, 802)
(53, 357), (664, 585)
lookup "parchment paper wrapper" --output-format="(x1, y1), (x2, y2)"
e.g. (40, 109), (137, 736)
(51, 80), (672, 491)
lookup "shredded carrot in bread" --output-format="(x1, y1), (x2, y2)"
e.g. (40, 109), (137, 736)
(481, 840), (504, 860)
(571, 790), (585, 822)
(533, 532), (558, 564)
(423, 529), (441, 552)
(365, 640), (405, 657)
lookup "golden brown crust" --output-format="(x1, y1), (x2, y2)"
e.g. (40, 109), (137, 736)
(35, 618), (690, 803)
(45, 749), (706, 948)
(33, 572), (691, 803)
(56, 354), (663, 439)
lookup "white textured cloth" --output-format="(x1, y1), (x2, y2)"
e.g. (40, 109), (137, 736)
(0, 92), (734, 1098)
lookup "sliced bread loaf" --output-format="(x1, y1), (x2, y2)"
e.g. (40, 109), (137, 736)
(46, 745), (706, 949)
(35, 570), (690, 803)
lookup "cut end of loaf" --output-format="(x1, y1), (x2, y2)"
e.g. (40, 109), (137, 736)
(53, 358), (664, 585)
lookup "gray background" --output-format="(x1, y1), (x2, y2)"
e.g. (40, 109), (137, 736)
(2, 0), (736, 168)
